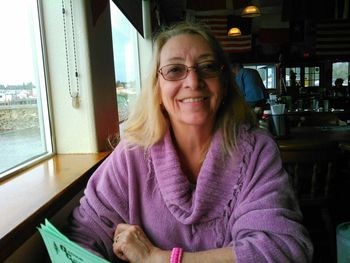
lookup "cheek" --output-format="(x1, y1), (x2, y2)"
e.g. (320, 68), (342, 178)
(209, 82), (223, 102)
(159, 81), (178, 105)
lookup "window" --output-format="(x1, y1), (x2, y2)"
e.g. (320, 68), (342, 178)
(332, 62), (349, 86)
(110, 1), (141, 132)
(285, 67), (301, 86)
(304, 66), (320, 87)
(245, 64), (276, 89)
(0, 0), (52, 179)
(285, 66), (320, 87)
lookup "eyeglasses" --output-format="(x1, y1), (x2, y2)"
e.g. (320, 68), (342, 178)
(158, 61), (224, 81)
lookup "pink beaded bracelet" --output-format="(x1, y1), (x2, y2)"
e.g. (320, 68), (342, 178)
(170, 247), (183, 263)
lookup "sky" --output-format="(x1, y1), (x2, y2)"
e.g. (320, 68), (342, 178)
(0, 0), (139, 86)
(0, 0), (36, 86)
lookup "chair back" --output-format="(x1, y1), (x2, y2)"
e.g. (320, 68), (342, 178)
(280, 141), (339, 205)
(280, 141), (341, 262)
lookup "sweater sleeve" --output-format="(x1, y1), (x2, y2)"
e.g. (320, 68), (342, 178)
(66, 143), (130, 262)
(231, 131), (313, 263)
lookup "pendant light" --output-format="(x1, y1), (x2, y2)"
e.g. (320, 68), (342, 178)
(228, 27), (242, 37)
(241, 4), (261, 17)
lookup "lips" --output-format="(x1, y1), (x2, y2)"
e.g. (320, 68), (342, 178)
(180, 97), (208, 103)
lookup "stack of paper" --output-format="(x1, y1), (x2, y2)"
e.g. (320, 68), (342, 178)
(38, 219), (110, 263)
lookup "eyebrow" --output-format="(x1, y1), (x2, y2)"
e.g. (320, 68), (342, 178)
(165, 53), (215, 64)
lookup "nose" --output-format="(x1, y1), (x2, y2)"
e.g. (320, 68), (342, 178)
(183, 67), (201, 89)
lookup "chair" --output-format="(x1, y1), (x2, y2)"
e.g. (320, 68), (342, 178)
(280, 141), (340, 262)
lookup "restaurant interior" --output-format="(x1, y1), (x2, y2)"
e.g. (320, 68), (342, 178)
(1, 0), (349, 262)
(154, 0), (350, 262)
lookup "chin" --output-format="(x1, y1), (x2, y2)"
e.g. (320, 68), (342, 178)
(181, 116), (214, 127)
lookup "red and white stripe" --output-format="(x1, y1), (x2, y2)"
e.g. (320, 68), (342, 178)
(192, 14), (252, 53)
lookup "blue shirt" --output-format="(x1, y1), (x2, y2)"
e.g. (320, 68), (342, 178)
(235, 68), (267, 105)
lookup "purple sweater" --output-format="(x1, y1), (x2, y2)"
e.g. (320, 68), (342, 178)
(68, 127), (313, 262)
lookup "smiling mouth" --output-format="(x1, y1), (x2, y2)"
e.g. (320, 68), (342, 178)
(180, 97), (208, 103)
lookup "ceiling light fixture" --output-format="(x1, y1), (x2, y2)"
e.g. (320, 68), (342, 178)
(228, 27), (242, 37)
(241, 5), (261, 17)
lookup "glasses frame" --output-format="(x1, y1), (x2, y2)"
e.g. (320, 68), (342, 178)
(158, 61), (224, 81)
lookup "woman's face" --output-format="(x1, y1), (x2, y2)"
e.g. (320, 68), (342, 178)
(158, 34), (223, 130)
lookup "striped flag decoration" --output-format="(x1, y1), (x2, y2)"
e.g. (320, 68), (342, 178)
(188, 13), (252, 53)
(315, 19), (350, 57)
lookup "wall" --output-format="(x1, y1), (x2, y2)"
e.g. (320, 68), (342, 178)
(42, 0), (118, 154)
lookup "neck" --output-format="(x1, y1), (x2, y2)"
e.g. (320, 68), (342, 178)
(170, 123), (214, 183)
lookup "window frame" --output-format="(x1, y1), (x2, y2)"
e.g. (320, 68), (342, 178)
(110, 1), (142, 133)
(244, 63), (276, 89)
(0, 0), (54, 181)
(284, 64), (322, 88)
(332, 61), (350, 86)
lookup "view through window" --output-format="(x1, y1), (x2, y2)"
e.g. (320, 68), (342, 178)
(110, 1), (141, 133)
(332, 62), (349, 86)
(0, 0), (52, 178)
(285, 67), (301, 86)
(245, 64), (276, 89)
(304, 66), (320, 87)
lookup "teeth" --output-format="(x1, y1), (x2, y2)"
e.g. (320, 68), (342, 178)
(182, 97), (205, 103)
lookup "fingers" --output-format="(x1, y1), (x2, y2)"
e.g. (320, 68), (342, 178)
(113, 234), (128, 261)
(114, 225), (150, 252)
(112, 224), (154, 262)
(114, 223), (141, 236)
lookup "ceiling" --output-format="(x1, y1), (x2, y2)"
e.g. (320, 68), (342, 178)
(154, 0), (350, 62)
(157, 0), (283, 24)
(157, 0), (345, 25)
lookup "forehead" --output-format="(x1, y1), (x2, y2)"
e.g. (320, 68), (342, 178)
(159, 34), (214, 63)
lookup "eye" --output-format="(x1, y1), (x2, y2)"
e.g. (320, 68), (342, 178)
(199, 61), (220, 73)
(164, 64), (185, 75)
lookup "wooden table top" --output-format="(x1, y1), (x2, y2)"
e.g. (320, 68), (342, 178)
(276, 126), (350, 150)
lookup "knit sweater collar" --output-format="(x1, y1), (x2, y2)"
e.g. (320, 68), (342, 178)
(150, 129), (242, 224)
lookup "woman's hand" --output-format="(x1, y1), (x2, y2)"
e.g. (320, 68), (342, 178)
(112, 223), (167, 263)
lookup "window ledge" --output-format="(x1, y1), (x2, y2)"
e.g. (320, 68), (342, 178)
(0, 152), (109, 261)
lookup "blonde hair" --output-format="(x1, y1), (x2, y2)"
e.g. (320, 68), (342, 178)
(123, 21), (256, 155)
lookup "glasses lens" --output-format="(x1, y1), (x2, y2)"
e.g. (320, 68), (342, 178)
(160, 64), (187, 81)
(197, 61), (222, 78)
(159, 62), (223, 81)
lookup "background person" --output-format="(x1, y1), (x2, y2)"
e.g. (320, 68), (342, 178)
(67, 22), (313, 263)
(334, 78), (347, 97)
(287, 70), (300, 104)
(232, 63), (267, 108)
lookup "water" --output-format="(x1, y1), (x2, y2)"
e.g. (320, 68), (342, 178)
(0, 127), (46, 174)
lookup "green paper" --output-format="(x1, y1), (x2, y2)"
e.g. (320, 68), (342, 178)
(38, 219), (110, 263)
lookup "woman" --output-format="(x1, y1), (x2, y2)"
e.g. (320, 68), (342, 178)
(68, 22), (313, 262)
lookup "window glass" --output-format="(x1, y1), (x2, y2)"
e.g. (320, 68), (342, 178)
(245, 64), (275, 89)
(0, 0), (52, 179)
(285, 67), (301, 86)
(304, 66), (320, 87)
(332, 62), (349, 86)
(110, 1), (141, 133)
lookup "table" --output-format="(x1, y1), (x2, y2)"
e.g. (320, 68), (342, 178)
(277, 126), (350, 150)
(285, 110), (350, 127)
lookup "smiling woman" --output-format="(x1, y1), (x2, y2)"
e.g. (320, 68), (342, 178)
(67, 22), (313, 263)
